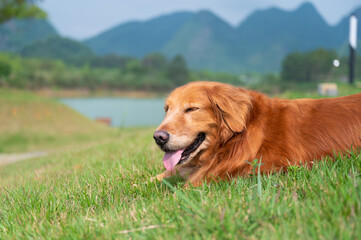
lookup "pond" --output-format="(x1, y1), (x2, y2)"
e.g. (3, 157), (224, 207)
(60, 98), (165, 127)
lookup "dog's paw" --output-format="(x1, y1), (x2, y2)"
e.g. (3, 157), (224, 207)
(156, 173), (165, 181)
(149, 173), (164, 182)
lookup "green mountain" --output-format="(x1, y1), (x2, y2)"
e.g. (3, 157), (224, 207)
(0, 18), (57, 52)
(84, 2), (361, 73)
(0, 18), (94, 65)
(84, 12), (193, 57)
(161, 10), (240, 72)
(1, 3), (360, 73)
(236, 2), (346, 72)
(20, 36), (94, 64)
(334, 6), (361, 56)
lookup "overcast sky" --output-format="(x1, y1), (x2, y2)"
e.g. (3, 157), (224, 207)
(39, 0), (361, 40)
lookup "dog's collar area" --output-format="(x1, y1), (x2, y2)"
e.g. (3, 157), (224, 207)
(178, 132), (206, 165)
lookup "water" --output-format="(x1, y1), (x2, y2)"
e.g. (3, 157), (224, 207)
(60, 98), (165, 127)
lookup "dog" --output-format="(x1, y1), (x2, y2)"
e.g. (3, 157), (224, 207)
(153, 81), (361, 186)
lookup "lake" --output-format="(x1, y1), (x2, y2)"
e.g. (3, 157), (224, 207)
(60, 98), (165, 127)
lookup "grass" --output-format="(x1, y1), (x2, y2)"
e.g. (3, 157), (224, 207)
(0, 128), (360, 239)
(0, 89), (117, 153)
(279, 81), (361, 99)
(0, 86), (361, 239)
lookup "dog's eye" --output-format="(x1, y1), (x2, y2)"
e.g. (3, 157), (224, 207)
(164, 105), (169, 112)
(185, 107), (199, 113)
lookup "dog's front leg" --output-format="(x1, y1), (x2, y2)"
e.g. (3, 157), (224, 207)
(153, 167), (194, 182)
(185, 175), (203, 187)
(152, 166), (197, 183)
(154, 170), (177, 182)
(184, 169), (208, 187)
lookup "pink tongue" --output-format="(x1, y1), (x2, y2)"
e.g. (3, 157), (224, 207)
(163, 149), (185, 171)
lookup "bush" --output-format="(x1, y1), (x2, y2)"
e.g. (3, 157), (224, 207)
(0, 60), (11, 77)
(281, 49), (337, 82)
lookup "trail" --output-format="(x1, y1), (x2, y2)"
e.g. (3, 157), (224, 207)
(0, 137), (119, 166)
(0, 151), (48, 165)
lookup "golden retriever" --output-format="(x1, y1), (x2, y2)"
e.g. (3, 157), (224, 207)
(153, 81), (361, 186)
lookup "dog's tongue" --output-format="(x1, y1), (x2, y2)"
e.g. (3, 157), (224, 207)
(163, 149), (184, 171)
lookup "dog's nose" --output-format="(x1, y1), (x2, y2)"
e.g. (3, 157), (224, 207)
(153, 130), (169, 146)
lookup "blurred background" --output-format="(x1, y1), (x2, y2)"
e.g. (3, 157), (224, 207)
(0, 0), (360, 158)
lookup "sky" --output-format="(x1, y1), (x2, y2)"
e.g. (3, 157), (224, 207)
(39, 0), (361, 40)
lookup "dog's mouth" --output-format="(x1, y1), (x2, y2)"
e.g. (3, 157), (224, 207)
(162, 132), (206, 171)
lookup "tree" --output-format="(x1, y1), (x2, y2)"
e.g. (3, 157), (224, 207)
(141, 53), (167, 71)
(281, 49), (337, 82)
(281, 52), (310, 82)
(166, 55), (189, 86)
(126, 59), (144, 74)
(89, 55), (133, 70)
(0, 59), (11, 77)
(0, 0), (46, 23)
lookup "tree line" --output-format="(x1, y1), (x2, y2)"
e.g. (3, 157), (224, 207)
(281, 48), (360, 83)
(0, 1), (359, 93)
(0, 47), (358, 92)
(0, 52), (243, 91)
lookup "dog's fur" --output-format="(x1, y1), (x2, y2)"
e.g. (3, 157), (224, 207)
(154, 81), (361, 186)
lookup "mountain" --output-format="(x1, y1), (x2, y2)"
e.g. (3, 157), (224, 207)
(236, 2), (345, 72)
(20, 36), (94, 64)
(333, 6), (361, 56)
(335, 5), (361, 40)
(0, 19), (57, 52)
(84, 12), (193, 57)
(1, 3), (360, 73)
(84, 2), (361, 73)
(161, 10), (240, 72)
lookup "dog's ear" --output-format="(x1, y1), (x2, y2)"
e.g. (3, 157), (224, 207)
(207, 84), (252, 136)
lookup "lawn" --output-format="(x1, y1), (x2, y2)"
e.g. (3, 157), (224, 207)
(0, 89), (118, 153)
(0, 86), (361, 239)
(0, 128), (360, 239)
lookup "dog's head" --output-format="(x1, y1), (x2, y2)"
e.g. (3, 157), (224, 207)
(154, 81), (252, 170)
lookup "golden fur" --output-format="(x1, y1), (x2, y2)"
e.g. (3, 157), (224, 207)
(154, 81), (361, 186)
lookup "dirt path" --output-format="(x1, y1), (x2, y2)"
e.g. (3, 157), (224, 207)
(0, 151), (48, 165)
(0, 137), (120, 166)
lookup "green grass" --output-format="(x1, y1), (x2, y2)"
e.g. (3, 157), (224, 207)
(0, 89), (117, 153)
(279, 82), (361, 99)
(1, 86), (361, 239)
(0, 128), (360, 239)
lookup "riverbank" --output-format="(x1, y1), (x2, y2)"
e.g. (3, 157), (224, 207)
(34, 88), (168, 99)
(0, 89), (118, 153)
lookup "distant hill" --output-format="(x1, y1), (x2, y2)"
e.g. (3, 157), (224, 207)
(161, 10), (240, 72)
(1, 2), (360, 73)
(235, 2), (346, 72)
(84, 2), (361, 73)
(0, 19), (57, 52)
(334, 6), (361, 56)
(20, 36), (94, 64)
(84, 12), (194, 57)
